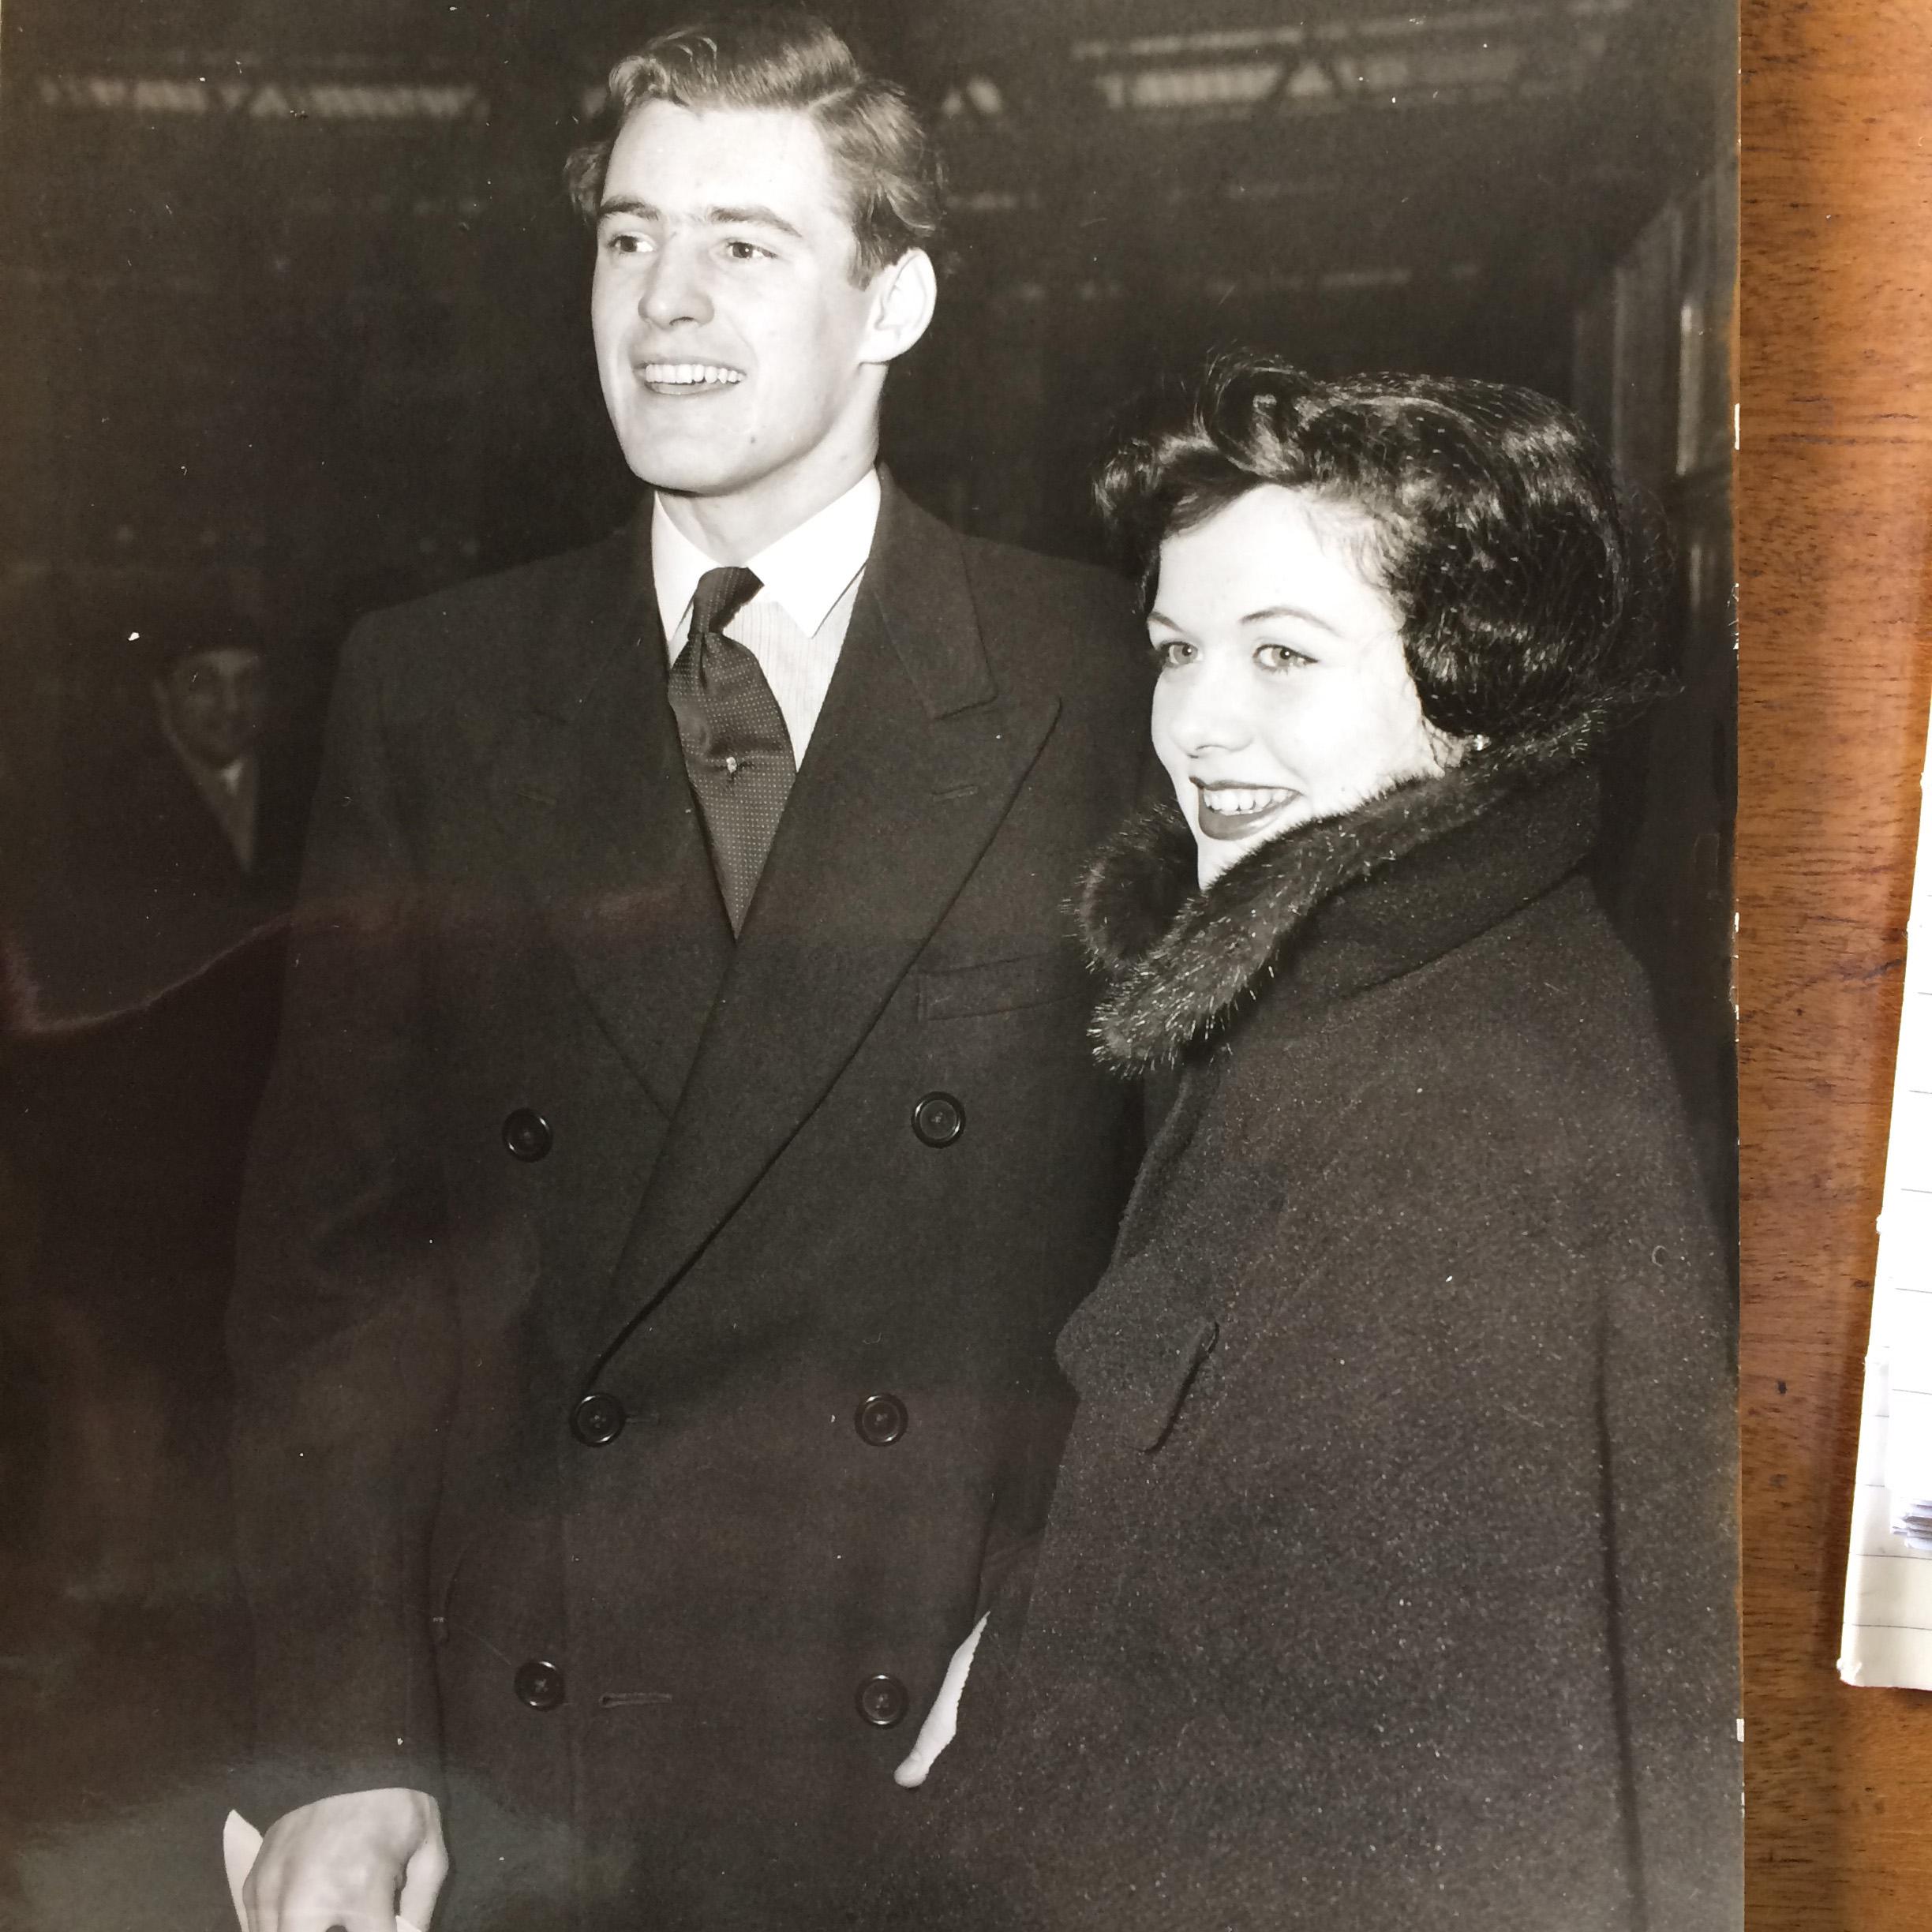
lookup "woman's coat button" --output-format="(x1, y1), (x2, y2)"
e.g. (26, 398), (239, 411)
(854, 1394), (908, 1446)
(502, 1108), (553, 1161)
(856, 1674), (909, 1728)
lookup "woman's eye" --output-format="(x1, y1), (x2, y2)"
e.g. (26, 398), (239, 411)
(1151, 638), (1195, 670)
(1255, 643), (1311, 672)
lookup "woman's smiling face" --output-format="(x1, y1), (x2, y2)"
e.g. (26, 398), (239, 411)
(1149, 485), (1451, 886)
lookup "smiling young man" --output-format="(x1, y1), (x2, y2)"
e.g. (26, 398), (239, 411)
(228, 14), (1149, 1932)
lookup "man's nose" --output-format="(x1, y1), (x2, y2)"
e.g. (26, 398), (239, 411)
(639, 242), (713, 329)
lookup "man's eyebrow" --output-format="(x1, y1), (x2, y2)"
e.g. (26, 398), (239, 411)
(594, 197), (803, 242)
(705, 203), (803, 238)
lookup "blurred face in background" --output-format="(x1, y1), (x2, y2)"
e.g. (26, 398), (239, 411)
(1149, 485), (1451, 886)
(160, 646), (266, 768)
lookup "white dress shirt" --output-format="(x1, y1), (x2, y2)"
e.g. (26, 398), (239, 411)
(652, 469), (881, 759)
(158, 709), (260, 874)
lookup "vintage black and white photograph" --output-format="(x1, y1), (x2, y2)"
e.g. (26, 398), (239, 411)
(0, 2), (1738, 1926)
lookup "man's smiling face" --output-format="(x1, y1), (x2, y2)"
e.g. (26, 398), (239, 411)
(591, 100), (904, 549)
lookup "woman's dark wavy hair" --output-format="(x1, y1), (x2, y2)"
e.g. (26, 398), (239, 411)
(564, 11), (942, 285)
(1095, 354), (1669, 773)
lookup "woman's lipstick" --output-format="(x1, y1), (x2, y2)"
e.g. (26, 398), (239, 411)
(1193, 781), (1295, 842)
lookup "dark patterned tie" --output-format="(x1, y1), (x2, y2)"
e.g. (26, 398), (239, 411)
(665, 564), (796, 934)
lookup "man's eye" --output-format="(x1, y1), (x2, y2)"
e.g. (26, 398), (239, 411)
(601, 230), (646, 255)
(722, 239), (770, 263)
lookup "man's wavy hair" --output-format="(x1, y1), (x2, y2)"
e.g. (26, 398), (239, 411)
(564, 11), (942, 285)
(1095, 354), (1669, 774)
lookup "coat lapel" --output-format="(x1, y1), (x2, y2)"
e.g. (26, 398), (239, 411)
(479, 526), (732, 1118)
(587, 485), (1061, 1366)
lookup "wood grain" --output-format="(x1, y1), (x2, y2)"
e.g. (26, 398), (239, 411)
(1740, 0), (1932, 1923)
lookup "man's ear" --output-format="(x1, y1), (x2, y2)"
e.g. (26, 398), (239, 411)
(862, 248), (938, 367)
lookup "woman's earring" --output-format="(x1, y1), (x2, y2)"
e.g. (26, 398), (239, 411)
(1471, 733), (1490, 752)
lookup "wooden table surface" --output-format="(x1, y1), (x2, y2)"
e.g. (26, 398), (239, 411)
(1739, 1), (1932, 1923)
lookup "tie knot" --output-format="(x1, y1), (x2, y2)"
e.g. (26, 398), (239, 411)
(690, 565), (763, 641)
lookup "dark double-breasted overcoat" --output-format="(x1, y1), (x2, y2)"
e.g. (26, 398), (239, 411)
(227, 478), (1150, 1929)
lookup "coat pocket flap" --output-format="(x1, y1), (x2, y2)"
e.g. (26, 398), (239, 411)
(915, 946), (1088, 1021)
(1057, 1259), (1220, 1452)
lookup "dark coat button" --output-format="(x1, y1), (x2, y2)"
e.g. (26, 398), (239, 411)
(515, 1659), (566, 1709)
(856, 1674), (909, 1728)
(503, 1109), (552, 1162)
(855, 1393), (908, 1447)
(571, 1391), (626, 1446)
(911, 1091), (964, 1147)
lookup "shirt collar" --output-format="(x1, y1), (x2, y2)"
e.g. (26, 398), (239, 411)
(652, 467), (882, 646)
(156, 699), (253, 793)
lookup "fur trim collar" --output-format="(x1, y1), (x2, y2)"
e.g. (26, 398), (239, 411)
(1077, 762), (1597, 1073)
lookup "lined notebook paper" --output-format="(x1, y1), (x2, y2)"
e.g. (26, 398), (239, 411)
(1840, 702), (1932, 1689)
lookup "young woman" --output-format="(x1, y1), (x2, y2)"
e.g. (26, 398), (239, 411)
(887, 357), (1739, 1930)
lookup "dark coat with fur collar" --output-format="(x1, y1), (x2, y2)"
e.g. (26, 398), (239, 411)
(883, 763), (1739, 1931)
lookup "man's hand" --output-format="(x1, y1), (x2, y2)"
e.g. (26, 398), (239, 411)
(242, 1787), (447, 1932)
